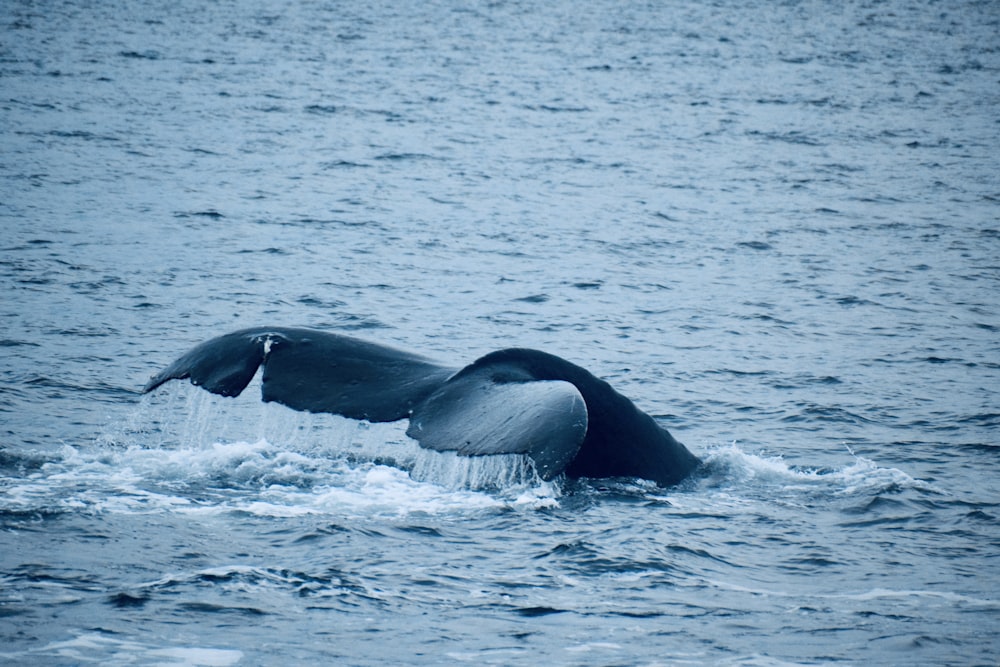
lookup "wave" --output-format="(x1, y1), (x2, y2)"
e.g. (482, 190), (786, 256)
(706, 578), (999, 609)
(696, 442), (936, 498)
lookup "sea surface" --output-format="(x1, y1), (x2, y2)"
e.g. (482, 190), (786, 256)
(2, 0), (998, 664)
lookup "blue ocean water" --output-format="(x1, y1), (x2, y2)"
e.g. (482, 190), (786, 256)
(2, 0), (998, 664)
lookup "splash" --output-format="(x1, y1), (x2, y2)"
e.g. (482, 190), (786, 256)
(411, 448), (541, 489)
(2, 439), (526, 519)
(2, 381), (563, 520)
(140, 381), (560, 494)
(698, 442), (936, 497)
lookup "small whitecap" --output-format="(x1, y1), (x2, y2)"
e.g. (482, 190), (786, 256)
(24, 633), (243, 666)
(699, 442), (935, 497)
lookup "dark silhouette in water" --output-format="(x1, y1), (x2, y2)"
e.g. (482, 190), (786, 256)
(144, 327), (700, 486)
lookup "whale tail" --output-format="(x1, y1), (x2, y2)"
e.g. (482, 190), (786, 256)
(143, 327), (698, 485)
(143, 327), (591, 480)
(143, 327), (455, 421)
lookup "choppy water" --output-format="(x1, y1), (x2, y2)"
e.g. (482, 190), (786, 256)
(2, 0), (999, 664)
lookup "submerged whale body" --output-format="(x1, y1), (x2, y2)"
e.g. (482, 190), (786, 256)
(143, 327), (700, 486)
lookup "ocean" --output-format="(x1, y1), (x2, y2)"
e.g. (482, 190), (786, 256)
(2, 0), (998, 664)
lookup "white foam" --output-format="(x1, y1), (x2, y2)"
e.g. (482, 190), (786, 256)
(700, 442), (936, 496)
(8, 632), (243, 666)
(146, 647), (245, 666)
(565, 641), (625, 653)
(88, 382), (563, 515)
(703, 578), (998, 608)
(45, 384), (953, 521)
(833, 587), (999, 607)
(7, 428), (558, 519)
(258, 463), (508, 517)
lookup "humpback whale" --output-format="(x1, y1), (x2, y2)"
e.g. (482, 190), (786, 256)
(143, 327), (700, 486)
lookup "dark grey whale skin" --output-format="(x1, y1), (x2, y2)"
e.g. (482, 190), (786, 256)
(144, 327), (700, 486)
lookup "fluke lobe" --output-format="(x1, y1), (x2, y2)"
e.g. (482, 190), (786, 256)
(143, 327), (700, 486)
